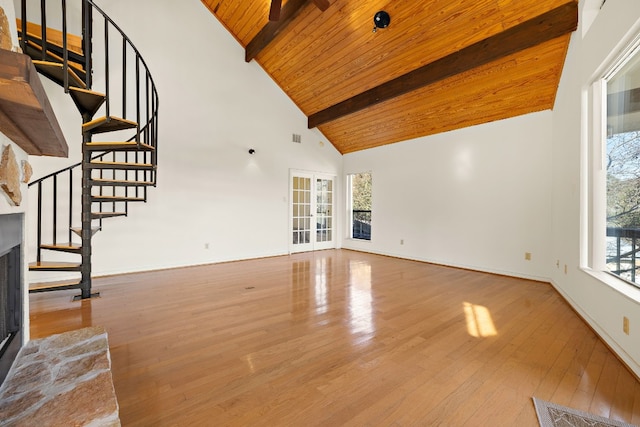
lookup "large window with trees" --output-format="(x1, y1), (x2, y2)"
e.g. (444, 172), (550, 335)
(603, 36), (640, 288)
(348, 172), (372, 240)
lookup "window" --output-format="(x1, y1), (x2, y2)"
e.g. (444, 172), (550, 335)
(348, 172), (372, 240)
(602, 36), (640, 288)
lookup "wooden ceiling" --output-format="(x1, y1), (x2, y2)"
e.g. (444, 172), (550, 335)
(201, 0), (578, 154)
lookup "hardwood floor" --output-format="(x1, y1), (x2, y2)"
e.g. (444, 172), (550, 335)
(29, 249), (640, 426)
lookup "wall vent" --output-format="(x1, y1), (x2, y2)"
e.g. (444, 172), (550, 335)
(292, 134), (302, 143)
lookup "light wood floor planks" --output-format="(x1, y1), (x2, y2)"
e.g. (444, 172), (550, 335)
(28, 249), (640, 426)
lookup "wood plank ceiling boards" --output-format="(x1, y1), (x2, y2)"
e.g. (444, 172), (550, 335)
(201, 0), (578, 154)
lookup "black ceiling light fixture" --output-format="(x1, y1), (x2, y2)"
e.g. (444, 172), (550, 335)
(372, 11), (390, 33)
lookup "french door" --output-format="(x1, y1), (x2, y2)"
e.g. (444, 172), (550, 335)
(290, 171), (335, 253)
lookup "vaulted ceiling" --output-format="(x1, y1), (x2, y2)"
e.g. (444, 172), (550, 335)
(201, 0), (578, 154)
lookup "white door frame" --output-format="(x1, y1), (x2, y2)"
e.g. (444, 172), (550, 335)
(289, 170), (336, 253)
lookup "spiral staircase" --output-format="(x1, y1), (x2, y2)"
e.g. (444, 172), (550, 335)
(19, 0), (159, 299)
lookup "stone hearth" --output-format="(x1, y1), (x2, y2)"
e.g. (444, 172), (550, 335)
(0, 326), (120, 426)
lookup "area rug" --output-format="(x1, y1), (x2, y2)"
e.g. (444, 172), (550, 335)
(533, 397), (638, 427)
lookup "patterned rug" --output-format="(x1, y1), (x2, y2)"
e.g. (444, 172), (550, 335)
(533, 398), (638, 427)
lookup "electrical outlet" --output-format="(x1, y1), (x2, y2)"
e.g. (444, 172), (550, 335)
(564, 264), (568, 274)
(623, 316), (630, 335)
(525, 252), (532, 261)
(400, 239), (404, 245)
(204, 243), (209, 249)
(556, 260), (560, 268)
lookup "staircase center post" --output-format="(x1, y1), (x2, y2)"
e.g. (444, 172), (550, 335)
(79, 124), (95, 299)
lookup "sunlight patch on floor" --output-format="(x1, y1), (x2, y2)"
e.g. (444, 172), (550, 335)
(463, 302), (497, 338)
(348, 260), (374, 336)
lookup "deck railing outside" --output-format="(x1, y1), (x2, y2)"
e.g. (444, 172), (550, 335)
(606, 226), (640, 287)
(352, 210), (371, 240)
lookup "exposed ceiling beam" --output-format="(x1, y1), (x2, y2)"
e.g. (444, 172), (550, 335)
(308, 1), (578, 129)
(245, 0), (311, 63)
(269, 0), (282, 21)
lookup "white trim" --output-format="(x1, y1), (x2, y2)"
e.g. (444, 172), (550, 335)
(551, 276), (640, 378)
(586, 28), (640, 286)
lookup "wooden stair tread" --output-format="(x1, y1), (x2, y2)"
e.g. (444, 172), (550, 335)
(90, 178), (155, 187)
(40, 243), (82, 254)
(24, 40), (85, 74)
(83, 116), (137, 134)
(17, 19), (84, 56)
(71, 226), (101, 237)
(32, 60), (86, 89)
(85, 141), (154, 151)
(92, 212), (127, 219)
(29, 261), (82, 271)
(89, 160), (154, 170)
(22, 36), (83, 62)
(92, 195), (145, 202)
(69, 87), (105, 97)
(69, 87), (105, 117)
(29, 280), (82, 293)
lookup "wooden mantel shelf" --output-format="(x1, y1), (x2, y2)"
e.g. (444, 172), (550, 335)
(0, 48), (68, 157)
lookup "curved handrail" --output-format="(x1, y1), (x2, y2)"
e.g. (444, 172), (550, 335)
(84, 0), (159, 144)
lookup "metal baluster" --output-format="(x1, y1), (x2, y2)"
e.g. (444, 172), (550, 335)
(20, 0), (27, 53)
(52, 175), (57, 245)
(123, 39), (127, 118)
(68, 169), (73, 243)
(36, 182), (42, 264)
(40, 0), (47, 61)
(82, 0), (93, 89)
(136, 55), (141, 143)
(104, 17), (110, 118)
(146, 71), (150, 146)
(62, 0), (68, 92)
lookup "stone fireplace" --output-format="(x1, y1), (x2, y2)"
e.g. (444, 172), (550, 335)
(0, 213), (23, 386)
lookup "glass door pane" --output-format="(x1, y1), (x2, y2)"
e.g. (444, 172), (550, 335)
(315, 178), (334, 249)
(292, 175), (312, 251)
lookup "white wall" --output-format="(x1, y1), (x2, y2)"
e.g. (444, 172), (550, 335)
(343, 111), (553, 282)
(26, 0), (342, 280)
(550, 0), (640, 378)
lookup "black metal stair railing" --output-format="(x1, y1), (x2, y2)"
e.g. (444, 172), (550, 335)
(27, 150), (140, 262)
(20, 0), (160, 149)
(20, 0), (159, 298)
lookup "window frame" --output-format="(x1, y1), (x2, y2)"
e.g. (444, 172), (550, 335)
(587, 32), (640, 291)
(346, 172), (372, 241)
